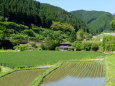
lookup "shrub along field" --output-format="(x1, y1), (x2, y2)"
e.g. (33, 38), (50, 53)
(0, 51), (106, 68)
(106, 54), (115, 86)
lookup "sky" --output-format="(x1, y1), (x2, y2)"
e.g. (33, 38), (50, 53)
(37, 0), (115, 14)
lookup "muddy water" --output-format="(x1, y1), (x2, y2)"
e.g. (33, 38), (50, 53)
(40, 61), (105, 86)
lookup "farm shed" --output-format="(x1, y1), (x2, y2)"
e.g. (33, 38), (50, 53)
(59, 41), (76, 51)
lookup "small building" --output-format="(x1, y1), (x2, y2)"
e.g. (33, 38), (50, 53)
(59, 41), (76, 51)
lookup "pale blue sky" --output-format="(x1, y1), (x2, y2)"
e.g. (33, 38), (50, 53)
(37, 0), (115, 14)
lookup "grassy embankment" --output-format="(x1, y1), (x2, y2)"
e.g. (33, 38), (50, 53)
(0, 66), (14, 78)
(106, 54), (115, 86)
(29, 62), (62, 86)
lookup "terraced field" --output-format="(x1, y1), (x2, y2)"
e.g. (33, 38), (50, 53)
(0, 51), (107, 86)
(0, 68), (46, 86)
(40, 61), (105, 86)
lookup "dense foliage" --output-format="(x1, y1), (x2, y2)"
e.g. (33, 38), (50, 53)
(72, 41), (100, 51)
(102, 35), (115, 51)
(0, 0), (87, 31)
(71, 10), (113, 34)
(0, 0), (90, 49)
(106, 54), (115, 86)
(0, 21), (79, 49)
(0, 0), (41, 27)
(72, 35), (115, 52)
(110, 20), (115, 29)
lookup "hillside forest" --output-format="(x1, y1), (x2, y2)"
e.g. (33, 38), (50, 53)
(0, 0), (115, 51)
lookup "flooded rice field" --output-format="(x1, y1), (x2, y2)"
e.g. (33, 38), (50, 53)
(0, 68), (46, 86)
(40, 61), (105, 86)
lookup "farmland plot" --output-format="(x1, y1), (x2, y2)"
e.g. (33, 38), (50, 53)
(40, 61), (105, 86)
(0, 68), (46, 86)
(0, 51), (106, 68)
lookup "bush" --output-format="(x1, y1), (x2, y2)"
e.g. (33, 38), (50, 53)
(31, 43), (37, 48)
(40, 44), (46, 50)
(55, 47), (59, 51)
(41, 40), (60, 50)
(91, 43), (99, 51)
(72, 41), (82, 51)
(13, 44), (28, 51)
(0, 67), (1, 72)
(0, 40), (13, 49)
(102, 35), (115, 51)
(82, 42), (92, 51)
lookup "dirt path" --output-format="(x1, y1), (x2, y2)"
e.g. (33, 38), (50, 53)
(88, 58), (104, 61)
(33, 65), (55, 69)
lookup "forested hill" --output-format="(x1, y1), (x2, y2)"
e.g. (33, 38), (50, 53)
(71, 10), (113, 34)
(0, 0), (87, 31)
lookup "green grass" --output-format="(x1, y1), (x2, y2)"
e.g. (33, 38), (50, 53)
(106, 54), (115, 86)
(0, 66), (14, 78)
(0, 68), (46, 86)
(0, 51), (106, 68)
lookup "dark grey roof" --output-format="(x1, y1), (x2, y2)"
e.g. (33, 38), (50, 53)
(59, 46), (76, 49)
(60, 41), (71, 45)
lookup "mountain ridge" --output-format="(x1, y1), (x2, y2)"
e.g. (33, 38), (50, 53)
(71, 10), (113, 34)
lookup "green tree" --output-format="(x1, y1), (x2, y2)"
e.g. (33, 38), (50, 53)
(110, 20), (115, 29)
(41, 40), (59, 50)
(72, 41), (82, 51)
(51, 21), (75, 33)
(76, 29), (84, 41)
(76, 29), (92, 41)
(22, 29), (35, 37)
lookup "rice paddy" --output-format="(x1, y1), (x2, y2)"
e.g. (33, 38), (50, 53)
(40, 61), (106, 86)
(0, 51), (106, 68)
(0, 68), (46, 86)
(0, 51), (109, 86)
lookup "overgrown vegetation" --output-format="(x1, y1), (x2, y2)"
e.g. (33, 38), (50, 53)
(106, 54), (115, 86)
(72, 35), (115, 52)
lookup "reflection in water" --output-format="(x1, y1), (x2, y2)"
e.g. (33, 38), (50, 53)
(40, 61), (105, 86)
(41, 76), (105, 86)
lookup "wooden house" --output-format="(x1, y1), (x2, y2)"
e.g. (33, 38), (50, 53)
(59, 41), (76, 51)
